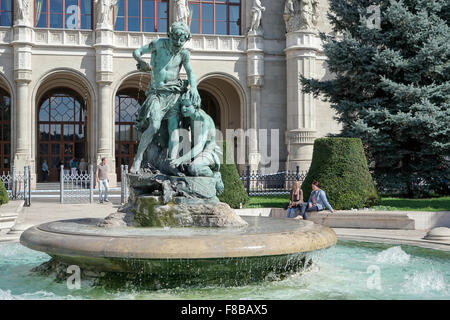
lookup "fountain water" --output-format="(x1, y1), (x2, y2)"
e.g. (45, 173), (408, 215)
(1, 241), (448, 298)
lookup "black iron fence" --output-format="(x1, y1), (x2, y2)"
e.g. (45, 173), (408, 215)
(239, 165), (308, 196)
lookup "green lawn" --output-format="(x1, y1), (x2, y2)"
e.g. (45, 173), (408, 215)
(244, 195), (289, 209)
(372, 197), (450, 212)
(243, 195), (450, 212)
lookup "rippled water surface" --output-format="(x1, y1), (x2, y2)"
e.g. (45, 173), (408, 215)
(0, 241), (448, 300)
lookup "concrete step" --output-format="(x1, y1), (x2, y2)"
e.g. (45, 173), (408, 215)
(0, 201), (23, 232)
(30, 190), (123, 200)
(36, 182), (123, 189)
(30, 188), (122, 198)
(235, 208), (450, 230)
(0, 233), (21, 242)
(0, 219), (17, 231)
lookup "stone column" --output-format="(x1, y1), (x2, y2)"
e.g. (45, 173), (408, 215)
(12, 1), (35, 187)
(285, 30), (321, 172)
(97, 82), (112, 155)
(246, 32), (264, 171)
(95, 20), (117, 186)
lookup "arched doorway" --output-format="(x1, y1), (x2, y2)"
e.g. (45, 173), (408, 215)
(197, 75), (244, 132)
(198, 74), (245, 168)
(37, 88), (87, 181)
(0, 88), (11, 173)
(115, 88), (145, 180)
(199, 89), (221, 130)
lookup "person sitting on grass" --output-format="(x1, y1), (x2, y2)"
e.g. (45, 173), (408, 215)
(286, 181), (303, 218)
(298, 181), (334, 219)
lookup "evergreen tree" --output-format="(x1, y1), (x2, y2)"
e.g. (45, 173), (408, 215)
(301, 0), (450, 197)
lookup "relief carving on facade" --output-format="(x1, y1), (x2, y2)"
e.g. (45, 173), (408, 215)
(283, 0), (319, 33)
(95, 0), (118, 30)
(15, 0), (32, 26)
(175, 0), (190, 26)
(248, 0), (265, 34)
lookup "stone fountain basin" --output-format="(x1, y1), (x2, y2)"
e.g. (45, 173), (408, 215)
(20, 216), (337, 286)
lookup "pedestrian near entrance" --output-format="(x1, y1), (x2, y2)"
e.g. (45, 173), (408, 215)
(78, 158), (88, 174)
(70, 157), (78, 176)
(96, 158), (109, 203)
(41, 160), (49, 182)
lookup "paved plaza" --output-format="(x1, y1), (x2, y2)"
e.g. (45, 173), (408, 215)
(1, 201), (448, 252)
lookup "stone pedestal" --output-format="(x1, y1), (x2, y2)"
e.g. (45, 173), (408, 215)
(100, 172), (247, 228)
(285, 30), (321, 171)
(424, 227), (450, 242)
(286, 129), (316, 172)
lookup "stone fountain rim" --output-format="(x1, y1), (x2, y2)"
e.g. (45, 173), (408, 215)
(20, 217), (337, 260)
(35, 216), (317, 238)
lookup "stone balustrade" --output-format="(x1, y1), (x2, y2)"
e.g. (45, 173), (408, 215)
(0, 27), (247, 54)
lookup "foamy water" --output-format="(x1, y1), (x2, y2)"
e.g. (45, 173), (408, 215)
(0, 289), (17, 300)
(375, 246), (411, 265)
(0, 241), (448, 300)
(402, 269), (448, 295)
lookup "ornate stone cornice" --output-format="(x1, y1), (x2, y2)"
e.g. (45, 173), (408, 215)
(96, 72), (113, 84)
(11, 25), (33, 45)
(247, 75), (264, 87)
(94, 29), (115, 47)
(284, 30), (322, 53)
(13, 44), (32, 82)
(14, 70), (32, 83)
(286, 129), (317, 145)
(246, 33), (264, 53)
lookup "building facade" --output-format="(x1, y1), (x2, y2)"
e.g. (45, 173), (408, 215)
(0, 0), (341, 186)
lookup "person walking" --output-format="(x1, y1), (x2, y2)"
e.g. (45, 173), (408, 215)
(298, 181), (334, 219)
(41, 160), (49, 182)
(96, 157), (109, 203)
(70, 157), (78, 176)
(286, 181), (303, 218)
(78, 158), (88, 174)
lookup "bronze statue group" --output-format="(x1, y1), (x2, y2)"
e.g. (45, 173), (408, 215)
(130, 22), (222, 191)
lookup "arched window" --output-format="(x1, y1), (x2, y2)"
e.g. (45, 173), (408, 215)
(0, 88), (11, 173)
(189, 0), (240, 35)
(0, 0), (13, 26)
(34, 0), (93, 29)
(113, 0), (169, 32)
(38, 88), (87, 181)
(115, 88), (144, 180)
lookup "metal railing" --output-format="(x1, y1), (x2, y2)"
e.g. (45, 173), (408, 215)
(239, 165), (308, 196)
(120, 165), (129, 204)
(60, 165), (94, 204)
(0, 165), (31, 206)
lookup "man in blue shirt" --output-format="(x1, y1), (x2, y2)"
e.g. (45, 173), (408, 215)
(299, 181), (334, 219)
